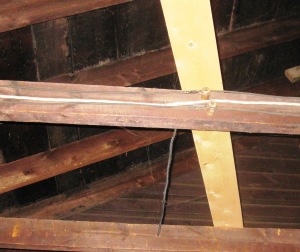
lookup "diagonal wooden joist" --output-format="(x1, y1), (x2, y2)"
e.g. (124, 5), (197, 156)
(160, 0), (243, 228)
(0, 80), (299, 134)
(0, 217), (299, 251)
(0, 0), (133, 33)
(0, 149), (197, 219)
(0, 128), (173, 195)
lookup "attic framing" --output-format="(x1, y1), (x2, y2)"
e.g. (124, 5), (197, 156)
(0, 0), (300, 251)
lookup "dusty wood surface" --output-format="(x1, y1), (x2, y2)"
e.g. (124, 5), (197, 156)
(0, 80), (299, 134)
(160, 0), (242, 228)
(1, 149), (197, 219)
(0, 128), (172, 195)
(0, 217), (299, 251)
(0, 0), (132, 33)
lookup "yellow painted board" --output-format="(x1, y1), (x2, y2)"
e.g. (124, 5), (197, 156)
(161, 0), (243, 227)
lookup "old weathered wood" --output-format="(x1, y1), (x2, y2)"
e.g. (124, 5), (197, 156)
(45, 15), (300, 87)
(218, 16), (300, 59)
(0, 217), (299, 251)
(0, 27), (37, 81)
(0, 0), (132, 33)
(0, 80), (299, 134)
(47, 49), (176, 86)
(1, 149), (197, 219)
(160, 0), (243, 227)
(0, 128), (173, 195)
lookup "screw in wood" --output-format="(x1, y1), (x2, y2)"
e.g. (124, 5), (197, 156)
(207, 101), (217, 115)
(201, 87), (210, 100)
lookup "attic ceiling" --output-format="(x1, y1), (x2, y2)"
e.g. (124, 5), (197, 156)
(0, 0), (300, 250)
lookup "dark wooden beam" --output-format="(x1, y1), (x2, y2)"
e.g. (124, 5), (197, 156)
(1, 80), (299, 134)
(1, 149), (197, 219)
(47, 48), (176, 86)
(0, 217), (299, 251)
(47, 15), (300, 87)
(0, 0), (132, 33)
(218, 17), (300, 59)
(0, 128), (172, 195)
(1, 1), (299, 63)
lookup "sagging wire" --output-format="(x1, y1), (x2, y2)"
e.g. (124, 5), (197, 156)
(157, 129), (177, 237)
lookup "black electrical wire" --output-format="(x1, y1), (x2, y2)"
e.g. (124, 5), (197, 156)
(157, 129), (177, 237)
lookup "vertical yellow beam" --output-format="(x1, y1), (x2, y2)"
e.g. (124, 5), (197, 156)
(160, 0), (243, 227)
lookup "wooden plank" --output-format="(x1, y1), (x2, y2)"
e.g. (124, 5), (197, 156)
(1, 149), (197, 219)
(47, 48), (176, 86)
(46, 15), (300, 87)
(218, 16), (300, 59)
(0, 217), (299, 251)
(160, 0), (243, 227)
(0, 128), (172, 195)
(0, 80), (299, 135)
(0, 27), (37, 81)
(67, 212), (212, 226)
(69, 212), (300, 229)
(32, 18), (69, 80)
(0, 0), (132, 33)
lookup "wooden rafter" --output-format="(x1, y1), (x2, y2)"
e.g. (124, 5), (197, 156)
(1, 80), (299, 134)
(0, 0), (132, 33)
(1, 149), (197, 219)
(160, 0), (243, 227)
(218, 17), (300, 59)
(0, 129), (173, 195)
(0, 217), (299, 251)
(44, 14), (300, 87)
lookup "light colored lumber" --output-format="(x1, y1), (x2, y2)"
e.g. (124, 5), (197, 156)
(160, 0), (243, 227)
(0, 217), (299, 251)
(285, 66), (300, 83)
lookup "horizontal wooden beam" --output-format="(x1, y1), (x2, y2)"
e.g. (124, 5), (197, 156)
(0, 0), (132, 33)
(0, 128), (172, 195)
(1, 149), (197, 219)
(1, 80), (299, 134)
(0, 217), (299, 251)
(218, 17), (300, 59)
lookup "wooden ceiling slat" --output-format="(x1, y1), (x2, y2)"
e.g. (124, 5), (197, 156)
(0, 149), (198, 219)
(46, 49), (176, 86)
